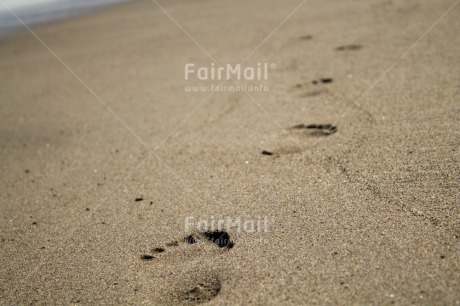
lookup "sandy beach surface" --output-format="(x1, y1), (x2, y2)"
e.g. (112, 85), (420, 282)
(0, 0), (459, 304)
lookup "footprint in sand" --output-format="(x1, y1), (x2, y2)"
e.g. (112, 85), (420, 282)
(299, 34), (313, 40)
(139, 230), (233, 304)
(289, 78), (333, 98)
(290, 123), (337, 136)
(335, 44), (362, 51)
(261, 123), (338, 156)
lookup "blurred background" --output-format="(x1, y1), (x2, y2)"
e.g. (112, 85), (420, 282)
(0, 0), (131, 37)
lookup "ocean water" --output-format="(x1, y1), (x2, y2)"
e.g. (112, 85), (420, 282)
(0, 0), (131, 37)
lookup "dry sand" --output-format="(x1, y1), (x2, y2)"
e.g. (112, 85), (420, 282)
(0, 0), (459, 304)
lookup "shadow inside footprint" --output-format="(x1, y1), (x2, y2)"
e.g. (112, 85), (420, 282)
(203, 231), (234, 249)
(291, 124), (337, 136)
(184, 231), (234, 249)
(151, 247), (165, 253)
(140, 254), (154, 261)
(319, 78), (333, 84)
(185, 235), (198, 244)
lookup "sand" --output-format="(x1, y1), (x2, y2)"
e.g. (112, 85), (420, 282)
(0, 0), (459, 304)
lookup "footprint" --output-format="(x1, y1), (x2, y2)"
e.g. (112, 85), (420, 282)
(299, 35), (313, 40)
(290, 123), (337, 136)
(335, 44), (362, 51)
(138, 230), (234, 304)
(262, 124), (338, 156)
(289, 78), (333, 98)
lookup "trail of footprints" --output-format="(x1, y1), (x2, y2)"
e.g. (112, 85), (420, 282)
(135, 37), (362, 304)
(268, 36), (363, 156)
(139, 231), (233, 304)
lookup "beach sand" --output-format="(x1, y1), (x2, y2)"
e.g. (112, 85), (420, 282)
(0, 0), (459, 304)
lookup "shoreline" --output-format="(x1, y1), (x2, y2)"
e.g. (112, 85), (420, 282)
(0, 0), (132, 38)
